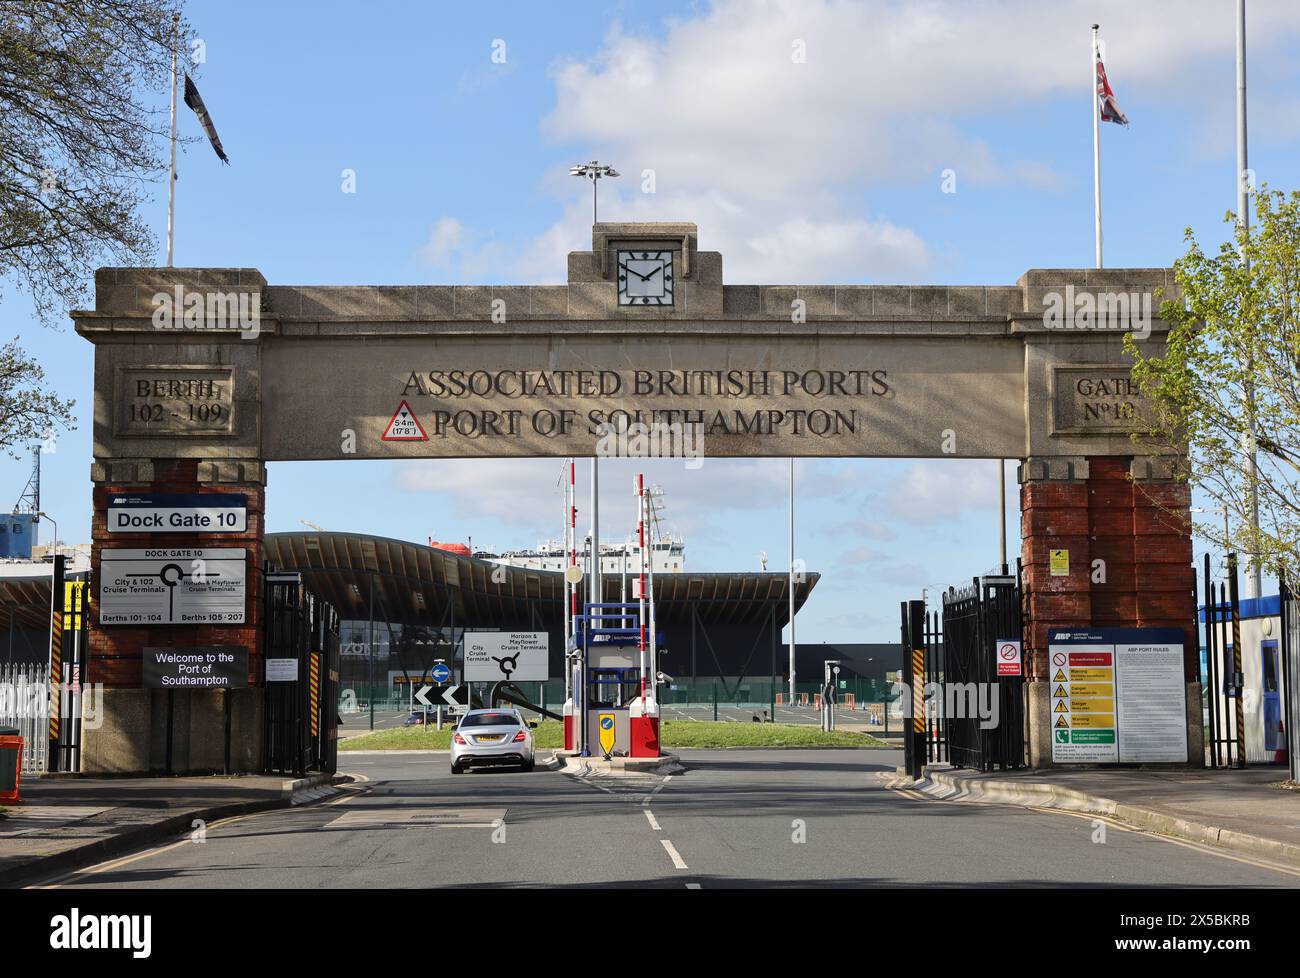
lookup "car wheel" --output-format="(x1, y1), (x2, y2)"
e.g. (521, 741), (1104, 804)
(451, 763), (464, 774)
(520, 759), (534, 772)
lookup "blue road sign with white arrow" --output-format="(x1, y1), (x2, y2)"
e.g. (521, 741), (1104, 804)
(431, 663), (451, 684)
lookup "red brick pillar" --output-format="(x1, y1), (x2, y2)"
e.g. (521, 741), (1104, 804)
(1020, 458), (1092, 683)
(83, 458), (266, 774)
(1130, 460), (1197, 679)
(1020, 455), (1198, 766)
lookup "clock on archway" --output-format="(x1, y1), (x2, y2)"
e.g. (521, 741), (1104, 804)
(616, 249), (674, 306)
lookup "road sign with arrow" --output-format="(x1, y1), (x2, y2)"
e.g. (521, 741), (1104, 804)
(416, 684), (468, 709)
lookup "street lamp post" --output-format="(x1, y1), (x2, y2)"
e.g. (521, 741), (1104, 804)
(569, 161), (619, 223)
(35, 512), (58, 553)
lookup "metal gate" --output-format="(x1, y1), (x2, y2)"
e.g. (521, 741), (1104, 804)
(928, 574), (1025, 772)
(1201, 553), (1245, 768)
(1279, 571), (1298, 782)
(263, 569), (340, 777)
(0, 663), (48, 775)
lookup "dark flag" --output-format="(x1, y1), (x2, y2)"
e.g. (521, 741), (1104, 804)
(183, 74), (229, 163)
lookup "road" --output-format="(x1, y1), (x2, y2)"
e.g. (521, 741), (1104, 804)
(35, 749), (1299, 888)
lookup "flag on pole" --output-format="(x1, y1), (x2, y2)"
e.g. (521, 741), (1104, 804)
(183, 74), (229, 163)
(1095, 53), (1129, 126)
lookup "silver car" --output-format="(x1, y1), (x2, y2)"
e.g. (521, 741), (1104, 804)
(451, 708), (536, 773)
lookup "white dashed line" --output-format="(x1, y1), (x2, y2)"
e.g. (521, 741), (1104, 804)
(660, 839), (688, 869)
(644, 810), (661, 831)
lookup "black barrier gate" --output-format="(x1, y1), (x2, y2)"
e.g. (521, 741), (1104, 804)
(1203, 553), (1246, 768)
(913, 573), (1025, 773)
(263, 568), (340, 777)
(1282, 571), (1300, 782)
(900, 600), (925, 777)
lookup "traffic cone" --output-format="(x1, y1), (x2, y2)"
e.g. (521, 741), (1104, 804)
(1273, 719), (1288, 765)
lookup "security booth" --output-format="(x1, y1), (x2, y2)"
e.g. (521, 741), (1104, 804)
(1202, 592), (1291, 766)
(567, 602), (660, 759)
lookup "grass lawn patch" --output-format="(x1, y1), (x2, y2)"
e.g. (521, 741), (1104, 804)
(660, 720), (890, 749)
(340, 720), (564, 752)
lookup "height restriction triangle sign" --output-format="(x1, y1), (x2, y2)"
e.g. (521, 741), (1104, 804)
(382, 400), (429, 441)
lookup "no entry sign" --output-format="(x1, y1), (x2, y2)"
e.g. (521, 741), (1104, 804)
(995, 640), (1022, 677)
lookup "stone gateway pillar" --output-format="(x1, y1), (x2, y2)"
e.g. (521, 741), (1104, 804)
(84, 459), (266, 773)
(73, 223), (1194, 772)
(1019, 456), (1199, 767)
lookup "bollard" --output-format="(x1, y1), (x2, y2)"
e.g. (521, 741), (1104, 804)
(0, 726), (22, 805)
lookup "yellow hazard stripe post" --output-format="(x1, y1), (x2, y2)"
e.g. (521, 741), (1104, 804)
(911, 647), (925, 733)
(48, 609), (62, 741)
(309, 652), (320, 739)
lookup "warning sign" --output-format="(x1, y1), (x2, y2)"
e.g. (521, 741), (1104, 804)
(1048, 636), (1117, 763)
(995, 639), (1022, 677)
(1049, 549), (1070, 577)
(382, 400), (428, 441)
(1048, 628), (1186, 764)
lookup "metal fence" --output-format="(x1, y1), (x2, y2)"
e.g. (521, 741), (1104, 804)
(0, 662), (49, 775)
(1281, 573), (1299, 782)
(907, 573), (1024, 774)
(264, 569), (340, 777)
(345, 677), (900, 727)
(940, 575), (1025, 772)
(1202, 553), (1244, 768)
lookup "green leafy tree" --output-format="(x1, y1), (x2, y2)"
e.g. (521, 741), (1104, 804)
(1128, 188), (1300, 581)
(0, 338), (75, 458)
(1, 2), (192, 451)
(1, 0), (191, 321)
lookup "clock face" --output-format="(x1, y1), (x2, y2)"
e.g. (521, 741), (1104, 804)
(617, 250), (674, 306)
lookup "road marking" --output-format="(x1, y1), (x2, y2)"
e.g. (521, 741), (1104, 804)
(685, 883), (701, 889)
(641, 775), (673, 807)
(33, 776), (370, 889)
(327, 806), (505, 829)
(34, 804), (299, 888)
(644, 810), (661, 831)
(660, 839), (688, 869)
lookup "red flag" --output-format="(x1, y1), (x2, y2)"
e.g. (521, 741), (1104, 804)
(1095, 56), (1129, 126)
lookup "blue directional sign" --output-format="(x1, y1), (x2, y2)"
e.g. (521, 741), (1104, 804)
(430, 662), (451, 684)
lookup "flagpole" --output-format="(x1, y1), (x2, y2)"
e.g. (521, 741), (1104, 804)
(1237, 0), (1262, 599)
(788, 457), (796, 708)
(166, 12), (178, 267)
(1092, 24), (1103, 269)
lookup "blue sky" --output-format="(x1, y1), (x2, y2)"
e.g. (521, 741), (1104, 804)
(3, 0), (1299, 641)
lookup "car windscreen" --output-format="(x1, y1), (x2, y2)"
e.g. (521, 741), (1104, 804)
(459, 713), (519, 728)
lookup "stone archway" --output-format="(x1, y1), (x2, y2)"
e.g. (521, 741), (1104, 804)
(74, 222), (1193, 772)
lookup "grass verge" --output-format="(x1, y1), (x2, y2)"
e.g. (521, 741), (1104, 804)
(340, 718), (888, 751)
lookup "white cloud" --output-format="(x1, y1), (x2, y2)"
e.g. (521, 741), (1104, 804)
(879, 459), (1000, 525)
(397, 456), (791, 540)
(500, 0), (1300, 284)
(417, 217), (465, 266)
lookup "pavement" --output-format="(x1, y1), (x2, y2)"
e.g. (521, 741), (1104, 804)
(14, 749), (1300, 888)
(893, 763), (1300, 867)
(0, 771), (342, 887)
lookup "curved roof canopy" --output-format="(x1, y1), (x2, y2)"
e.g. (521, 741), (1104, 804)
(264, 532), (817, 629)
